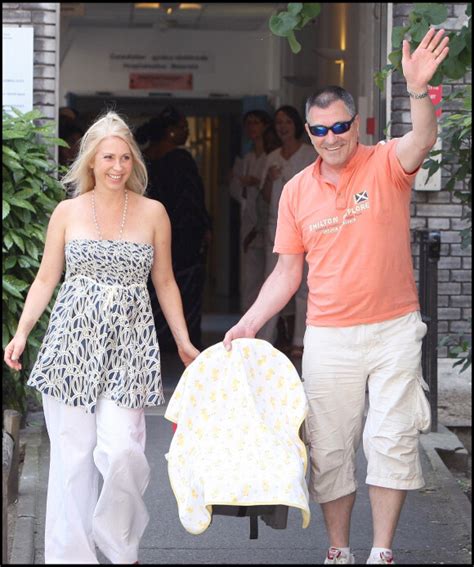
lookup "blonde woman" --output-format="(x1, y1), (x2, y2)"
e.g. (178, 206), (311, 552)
(4, 111), (199, 564)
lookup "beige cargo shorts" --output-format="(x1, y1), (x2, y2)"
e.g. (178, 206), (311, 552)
(301, 311), (431, 504)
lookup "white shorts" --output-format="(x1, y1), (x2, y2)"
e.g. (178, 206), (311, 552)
(302, 311), (431, 504)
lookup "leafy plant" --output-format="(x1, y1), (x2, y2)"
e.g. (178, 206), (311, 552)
(422, 86), (471, 248)
(375, 3), (471, 90)
(375, 3), (471, 372)
(269, 3), (321, 54)
(2, 107), (67, 412)
(439, 319), (472, 373)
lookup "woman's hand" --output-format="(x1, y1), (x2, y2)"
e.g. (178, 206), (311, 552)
(178, 342), (200, 367)
(4, 334), (27, 371)
(239, 175), (260, 187)
(267, 164), (282, 182)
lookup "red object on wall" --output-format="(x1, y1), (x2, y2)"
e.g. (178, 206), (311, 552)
(129, 73), (193, 90)
(428, 85), (443, 117)
(172, 423), (178, 433)
(366, 117), (375, 135)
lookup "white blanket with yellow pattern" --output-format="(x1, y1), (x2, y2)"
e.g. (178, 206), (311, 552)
(165, 338), (311, 535)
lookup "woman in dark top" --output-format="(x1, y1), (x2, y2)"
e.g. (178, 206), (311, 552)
(136, 106), (211, 351)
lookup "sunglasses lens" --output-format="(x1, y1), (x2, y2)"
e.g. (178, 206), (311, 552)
(311, 126), (328, 137)
(332, 122), (349, 135)
(309, 116), (355, 137)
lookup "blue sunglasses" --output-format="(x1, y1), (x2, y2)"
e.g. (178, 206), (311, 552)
(308, 115), (357, 137)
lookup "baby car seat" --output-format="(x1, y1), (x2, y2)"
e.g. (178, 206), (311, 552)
(165, 338), (310, 538)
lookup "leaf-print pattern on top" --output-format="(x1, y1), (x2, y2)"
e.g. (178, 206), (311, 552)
(27, 239), (164, 413)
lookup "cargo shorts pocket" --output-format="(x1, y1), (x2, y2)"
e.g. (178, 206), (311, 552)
(414, 373), (431, 433)
(299, 417), (313, 447)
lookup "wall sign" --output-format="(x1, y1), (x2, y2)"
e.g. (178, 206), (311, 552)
(110, 52), (214, 73)
(2, 27), (34, 113)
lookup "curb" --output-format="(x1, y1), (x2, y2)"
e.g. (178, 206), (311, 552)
(419, 423), (471, 532)
(10, 412), (44, 565)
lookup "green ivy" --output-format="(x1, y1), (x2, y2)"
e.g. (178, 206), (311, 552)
(2, 107), (67, 412)
(422, 86), (472, 250)
(374, 3), (471, 90)
(377, 4), (472, 373)
(268, 3), (321, 54)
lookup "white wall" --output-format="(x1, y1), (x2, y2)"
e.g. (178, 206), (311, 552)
(60, 27), (279, 104)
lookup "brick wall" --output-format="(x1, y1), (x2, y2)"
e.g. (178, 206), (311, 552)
(391, 3), (471, 356)
(2, 3), (59, 121)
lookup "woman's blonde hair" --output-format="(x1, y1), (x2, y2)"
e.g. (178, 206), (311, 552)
(62, 111), (148, 197)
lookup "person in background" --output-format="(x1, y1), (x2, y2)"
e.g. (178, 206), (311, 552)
(58, 119), (84, 168)
(4, 110), (199, 563)
(258, 105), (315, 358)
(136, 106), (212, 351)
(223, 27), (449, 565)
(228, 110), (272, 312)
(252, 124), (282, 262)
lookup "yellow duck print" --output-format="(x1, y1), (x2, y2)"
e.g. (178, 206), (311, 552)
(266, 368), (275, 380)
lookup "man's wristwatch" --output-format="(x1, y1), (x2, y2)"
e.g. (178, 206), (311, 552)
(407, 89), (429, 99)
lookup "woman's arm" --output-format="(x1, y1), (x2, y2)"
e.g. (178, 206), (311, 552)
(4, 201), (68, 370)
(149, 201), (200, 366)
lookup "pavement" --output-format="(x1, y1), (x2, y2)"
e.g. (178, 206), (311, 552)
(8, 313), (472, 564)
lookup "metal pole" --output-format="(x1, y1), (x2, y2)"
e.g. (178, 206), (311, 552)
(416, 229), (440, 432)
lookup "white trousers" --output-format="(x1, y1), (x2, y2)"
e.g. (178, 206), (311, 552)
(42, 394), (150, 564)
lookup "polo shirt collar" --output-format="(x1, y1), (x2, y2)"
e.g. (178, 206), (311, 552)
(312, 142), (367, 181)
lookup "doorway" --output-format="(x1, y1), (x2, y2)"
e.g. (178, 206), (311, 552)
(66, 93), (243, 313)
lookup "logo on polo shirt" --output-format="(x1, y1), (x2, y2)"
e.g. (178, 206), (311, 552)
(307, 190), (370, 235)
(354, 191), (368, 204)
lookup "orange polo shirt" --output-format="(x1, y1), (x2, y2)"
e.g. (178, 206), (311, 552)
(274, 139), (420, 327)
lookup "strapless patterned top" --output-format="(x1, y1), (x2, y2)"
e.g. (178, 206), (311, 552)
(27, 239), (164, 413)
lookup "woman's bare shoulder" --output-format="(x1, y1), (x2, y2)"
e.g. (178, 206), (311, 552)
(53, 193), (88, 216)
(138, 194), (167, 216)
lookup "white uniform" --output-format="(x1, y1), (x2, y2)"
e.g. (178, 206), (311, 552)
(258, 143), (316, 345)
(229, 151), (268, 312)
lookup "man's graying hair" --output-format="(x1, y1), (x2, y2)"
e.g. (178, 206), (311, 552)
(305, 86), (357, 121)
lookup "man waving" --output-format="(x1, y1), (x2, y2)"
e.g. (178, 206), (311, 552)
(224, 28), (449, 565)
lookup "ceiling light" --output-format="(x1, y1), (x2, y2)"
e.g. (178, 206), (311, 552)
(179, 3), (202, 9)
(134, 3), (161, 9)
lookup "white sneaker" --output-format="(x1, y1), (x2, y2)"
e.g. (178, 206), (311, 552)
(366, 551), (395, 564)
(324, 547), (356, 564)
